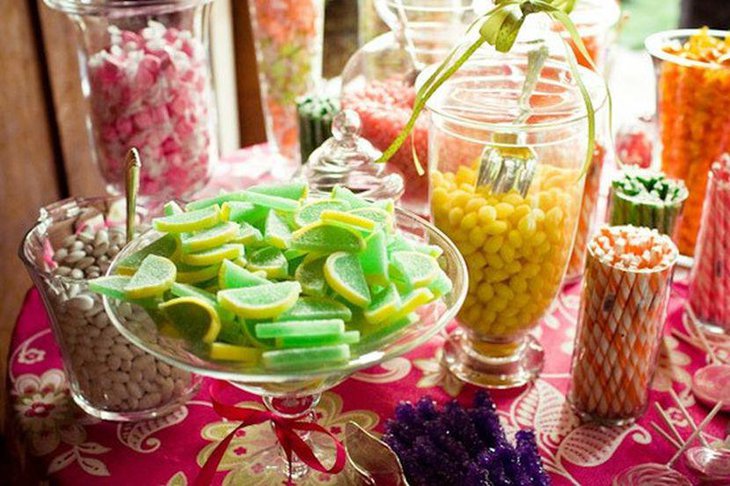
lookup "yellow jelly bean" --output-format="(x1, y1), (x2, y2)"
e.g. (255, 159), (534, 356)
(507, 229), (523, 248)
(531, 231), (547, 247)
(487, 269), (509, 283)
(509, 275), (528, 294)
(545, 206), (564, 228)
(459, 183), (475, 193)
(452, 191), (471, 209)
(465, 197), (486, 213)
(518, 215), (537, 237)
(484, 220), (508, 235)
(431, 188), (449, 208)
(448, 207), (464, 227)
(478, 205), (497, 224)
(461, 212), (478, 230)
(469, 227), (487, 247)
(484, 235), (504, 254)
(512, 204), (531, 222)
(499, 245), (515, 263)
(495, 202), (515, 219)
(485, 253), (505, 269)
(494, 283), (515, 301)
(470, 252), (487, 270)
(503, 192), (523, 206)
(460, 243), (477, 256)
(477, 283), (494, 303)
(505, 260), (522, 274)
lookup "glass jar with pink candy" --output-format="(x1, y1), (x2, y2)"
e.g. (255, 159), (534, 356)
(43, 0), (218, 205)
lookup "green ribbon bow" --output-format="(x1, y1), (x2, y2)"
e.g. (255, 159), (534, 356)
(378, 0), (612, 180)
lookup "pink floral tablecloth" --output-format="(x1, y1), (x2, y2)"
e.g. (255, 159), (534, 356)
(6, 147), (729, 485)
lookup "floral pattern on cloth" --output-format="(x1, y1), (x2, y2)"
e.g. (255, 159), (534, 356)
(5, 149), (729, 485)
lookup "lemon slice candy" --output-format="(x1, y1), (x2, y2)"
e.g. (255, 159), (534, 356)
(159, 296), (221, 343)
(247, 246), (288, 279)
(294, 199), (350, 228)
(264, 211), (293, 249)
(181, 244), (244, 267)
(180, 221), (240, 253)
(124, 254), (176, 299)
(116, 233), (179, 275)
(291, 223), (365, 253)
(324, 252), (371, 307)
(218, 281), (301, 319)
(153, 205), (221, 233)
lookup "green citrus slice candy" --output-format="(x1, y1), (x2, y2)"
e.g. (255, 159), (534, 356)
(185, 192), (246, 211)
(218, 260), (269, 289)
(385, 288), (434, 325)
(176, 262), (221, 284)
(249, 180), (308, 200)
(387, 234), (415, 254)
(294, 199), (350, 228)
(413, 242), (444, 259)
(158, 296), (221, 343)
(247, 246), (288, 279)
(264, 211), (292, 249)
(389, 251), (439, 290)
(215, 319), (250, 346)
(331, 186), (370, 209)
(294, 256), (328, 296)
(170, 282), (236, 323)
(276, 296), (352, 321)
(349, 207), (393, 229)
(275, 330), (360, 348)
(209, 342), (260, 362)
(359, 313), (418, 344)
(427, 269), (453, 298)
(153, 205), (220, 233)
(262, 344), (351, 370)
(221, 201), (269, 225)
(89, 275), (131, 300)
(117, 233), (179, 276)
(359, 230), (389, 286)
(363, 283), (401, 324)
(217, 281), (301, 319)
(324, 252), (371, 308)
(180, 221), (239, 253)
(291, 222), (365, 253)
(241, 318), (274, 349)
(232, 222), (264, 246)
(255, 319), (345, 339)
(240, 191), (300, 212)
(320, 210), (378, 233)
(181, 243), (244, 267)
(124, 254), (176, 299)
(163, 201), (184, 216)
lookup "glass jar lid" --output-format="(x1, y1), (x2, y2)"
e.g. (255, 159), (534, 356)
(304, 110), (404, 201)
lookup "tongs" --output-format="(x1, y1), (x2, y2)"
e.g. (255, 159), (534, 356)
(476, 42), (549, 196)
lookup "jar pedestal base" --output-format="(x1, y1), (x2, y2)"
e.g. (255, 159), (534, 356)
(442, 328), (544, 389)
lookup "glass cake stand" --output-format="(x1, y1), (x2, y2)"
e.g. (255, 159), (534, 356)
(103, 207), (467, 481)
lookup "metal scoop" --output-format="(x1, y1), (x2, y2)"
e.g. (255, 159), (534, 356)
(476, 43), (549, 196)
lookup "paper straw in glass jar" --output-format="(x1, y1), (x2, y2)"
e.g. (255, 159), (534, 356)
(688, 155), (730, 334)
(568, 225), (679, 424)
(608, 170), (688, 241)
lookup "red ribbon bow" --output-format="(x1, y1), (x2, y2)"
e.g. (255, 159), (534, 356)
(194, 381), (347, 486)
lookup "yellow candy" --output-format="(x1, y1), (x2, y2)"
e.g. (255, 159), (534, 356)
(449, 207), (464, 227)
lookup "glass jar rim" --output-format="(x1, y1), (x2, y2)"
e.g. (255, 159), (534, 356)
(43, 0), (213, 15)
(645, 28), (730, 70)
(587, 228), (679, 274)
(423, 54), (607, 134)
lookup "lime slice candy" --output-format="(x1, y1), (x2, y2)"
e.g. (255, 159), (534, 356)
(247, 246), (288, 279)
(181, 244), (244, 267)
(359, 230), (389, 286)
(320, 210), (378, 233)
(163, 201), (184, 216)
(180, 221), (240, 253)
(170, 282), (236, 323)
(262, 344), (351, 370)
(295, 199), (351, 228)
(389, 251), (439, 290)
(291, 223), (365, 253)
(159, 296), (221, 343)
(331, 186), (370, 209)
(249, 180), (308, 200)
(294, 256), (328, 296)
(264, 211), (293, 249)
(364, 283), (401, 324)
(176, 262), (221, 284)
(124, 254), (176, 299)
(117, 233), (179, 275)
(89, 275), (131, 300)
(221, 201), (269, 225)
(255, 319), (345, 339)
(276, 296), (352, 322)
(275, 330), (360, 348)
(218, 281), (301, 319)
(240, 191), (300, 212)
(324, 252), (371, 307)
(153, 205), (220, 233)
(218, 259), (270, 289)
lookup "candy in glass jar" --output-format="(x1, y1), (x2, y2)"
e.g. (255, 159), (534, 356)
(43, 0), (218, 204)
(429, 54), (607, 388)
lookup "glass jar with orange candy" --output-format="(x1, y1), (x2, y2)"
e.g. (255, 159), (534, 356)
(646, 28), (730, 256)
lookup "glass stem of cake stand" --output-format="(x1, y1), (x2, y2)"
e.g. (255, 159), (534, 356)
(262, 393), (322, 480)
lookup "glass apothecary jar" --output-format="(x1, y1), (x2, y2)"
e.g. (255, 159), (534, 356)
(341, 0), (478, 216)
(429, 54), (607, 388)
(646, 28), (730, 256)
(19, 196), (201, 421)
(43, 0), (218, 204)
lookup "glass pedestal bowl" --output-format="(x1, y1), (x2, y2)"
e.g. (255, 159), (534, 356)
(102, 207), (467, 481)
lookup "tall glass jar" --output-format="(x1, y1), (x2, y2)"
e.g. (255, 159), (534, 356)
(646, 28), (730, 256)
(19, 196), (201, 421)
(43, 0), (218, 205)
(341, 0), (478, 216)
(430, 55), (607, 388)
(248, 0), (325, 164)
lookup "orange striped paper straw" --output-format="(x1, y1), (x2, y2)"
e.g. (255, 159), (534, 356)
(568, 225), (678, 424)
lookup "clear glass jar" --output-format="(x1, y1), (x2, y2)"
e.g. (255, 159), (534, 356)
(341, 0), (478, 216)
(43, 0), (218, 204)
(646, 29), (730, 256)
(249, 0), (325, 164)
(429, 54), (607, 388)
(19, 196), (201, 421)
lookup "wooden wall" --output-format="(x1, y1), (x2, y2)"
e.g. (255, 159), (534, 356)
(0, 0), (357, 434)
